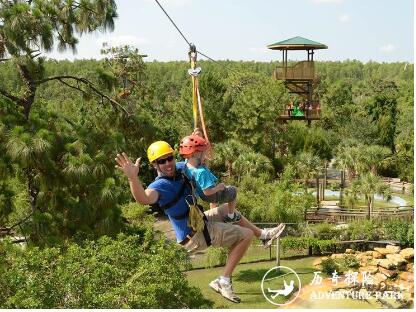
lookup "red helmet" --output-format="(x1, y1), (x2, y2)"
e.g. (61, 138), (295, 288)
(179, 135), (209, 158)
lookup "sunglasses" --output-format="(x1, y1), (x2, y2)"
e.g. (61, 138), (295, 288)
(156, 155), (174, 165)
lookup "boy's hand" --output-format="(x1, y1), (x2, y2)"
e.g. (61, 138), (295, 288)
(115, 152), (141, 180)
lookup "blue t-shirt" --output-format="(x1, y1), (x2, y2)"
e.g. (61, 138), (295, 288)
(148, 162), (193, 242)
(183, 160), (218, 198)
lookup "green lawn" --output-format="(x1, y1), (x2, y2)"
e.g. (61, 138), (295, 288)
(186, 257), (409, 309)
(186, 257), (317, 309)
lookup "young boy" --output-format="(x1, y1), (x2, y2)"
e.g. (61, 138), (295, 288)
(179, 135), (241, 223)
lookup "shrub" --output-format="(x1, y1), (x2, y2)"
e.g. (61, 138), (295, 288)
(341, 255), (360, 270)
(311, 223), (341, 240)
(383, 219), (414, 246)
(205, 247), (228, 268)
(321, 258), (341, 276)
(346, 219), (382, 241)
(0, 234), (213, 308)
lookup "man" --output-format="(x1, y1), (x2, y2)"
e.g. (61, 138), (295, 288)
(115, 132), (285, 303)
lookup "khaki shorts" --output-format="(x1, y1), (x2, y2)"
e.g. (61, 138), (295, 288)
(182, 204), (245, 253)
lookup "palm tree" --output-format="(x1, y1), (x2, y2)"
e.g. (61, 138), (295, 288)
(233, 152), (273, 182)
(349, 173), (391, 219)
(211, 139), (251, 178)
(295, 152), (322, 195)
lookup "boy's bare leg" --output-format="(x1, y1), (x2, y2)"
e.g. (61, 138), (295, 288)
(228, 199), (236, 214)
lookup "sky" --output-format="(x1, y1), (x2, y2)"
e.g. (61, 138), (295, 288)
(46, 0), (414, 63)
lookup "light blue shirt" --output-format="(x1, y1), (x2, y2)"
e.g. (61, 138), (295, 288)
(183, 160), (218, 198)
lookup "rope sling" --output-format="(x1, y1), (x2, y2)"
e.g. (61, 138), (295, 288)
(186, 44), (210, 232)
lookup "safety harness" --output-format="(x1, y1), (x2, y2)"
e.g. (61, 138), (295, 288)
(152, 169), (211, 246)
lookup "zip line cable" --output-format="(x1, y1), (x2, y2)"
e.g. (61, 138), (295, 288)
(154, 0), (191, 47)
(153, 0), (229, 67)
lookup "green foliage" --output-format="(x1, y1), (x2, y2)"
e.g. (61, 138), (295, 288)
(321, 258), (341, 275)
(383, 219), (414, 246)
(237, 165), (313, 223)
(345, 219), (382, 241)
(0, 234), (213, 308)
(310, 223), (341, 240)
(205, 247), (228, 268)
(280, 236), (334, 254)
(341, 255), (360, 270)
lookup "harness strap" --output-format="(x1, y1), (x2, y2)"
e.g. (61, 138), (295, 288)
(201, 208), (211, 246)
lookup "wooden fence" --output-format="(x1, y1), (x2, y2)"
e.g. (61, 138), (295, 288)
(306, 205), (414, 223)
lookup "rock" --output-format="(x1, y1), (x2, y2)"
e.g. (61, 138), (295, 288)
(378, 259), (397, 270)
(371, 273), (388, 290)
(374, 272), (388, 282)
(330, 253), (345, 259)
(379, 281), (387, 292)
(370, 259), (381, 266)
(358, 265), (378, 275)
(313, 258), (323, 267)
(405, 263), (414, 273)
(359, 256), (373, 266)
(386, 245), (401, 254)
(345, 248), (355, 254)
(399, 248), (414, 260)
(359, 266), (378, 274)
(399, 272), (414, 282)
(372, 251), (383, 259)
(386, 254), (407, 267)
(379, 266), (398, 278)
(374, 247), (390, 256)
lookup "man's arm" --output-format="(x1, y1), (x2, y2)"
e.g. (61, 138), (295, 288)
(115, 152), (158, 205)
(128, 176), (158, 205)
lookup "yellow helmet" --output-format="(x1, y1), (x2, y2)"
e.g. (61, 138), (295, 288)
(147, 141), (174, 163)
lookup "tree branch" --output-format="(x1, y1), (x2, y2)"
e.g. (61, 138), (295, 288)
(36, 75), (131, 115)
(57, 78), (87, 95)
(0, 85), (25, 105)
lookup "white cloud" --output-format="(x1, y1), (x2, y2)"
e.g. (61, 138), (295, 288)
(380, 44), (396, 52)
(311, 0), (344, 4)
(97, 35), (149, 47)
(338, 13), (350, 22)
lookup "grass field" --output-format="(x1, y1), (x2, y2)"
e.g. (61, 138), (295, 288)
(186, 256), (392, 309)
(186, 257), (410, 309)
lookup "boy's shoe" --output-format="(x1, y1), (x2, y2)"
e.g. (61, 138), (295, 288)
(209, 278), (241, 303)
(223, 211), (242, 223)
(261, 223), (286, 248)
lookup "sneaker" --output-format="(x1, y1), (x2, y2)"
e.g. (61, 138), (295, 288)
(261, 223), (286, 248)
(223, 211), (242, 223)
(209, 278), (241, 303)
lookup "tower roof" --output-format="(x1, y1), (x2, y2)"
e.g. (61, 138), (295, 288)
(267, 36), (328, 50)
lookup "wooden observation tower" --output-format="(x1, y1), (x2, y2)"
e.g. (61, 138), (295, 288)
(267, 36), (327, 125)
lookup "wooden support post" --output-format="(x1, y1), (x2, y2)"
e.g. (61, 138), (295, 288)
(276, 237), (281, 269)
